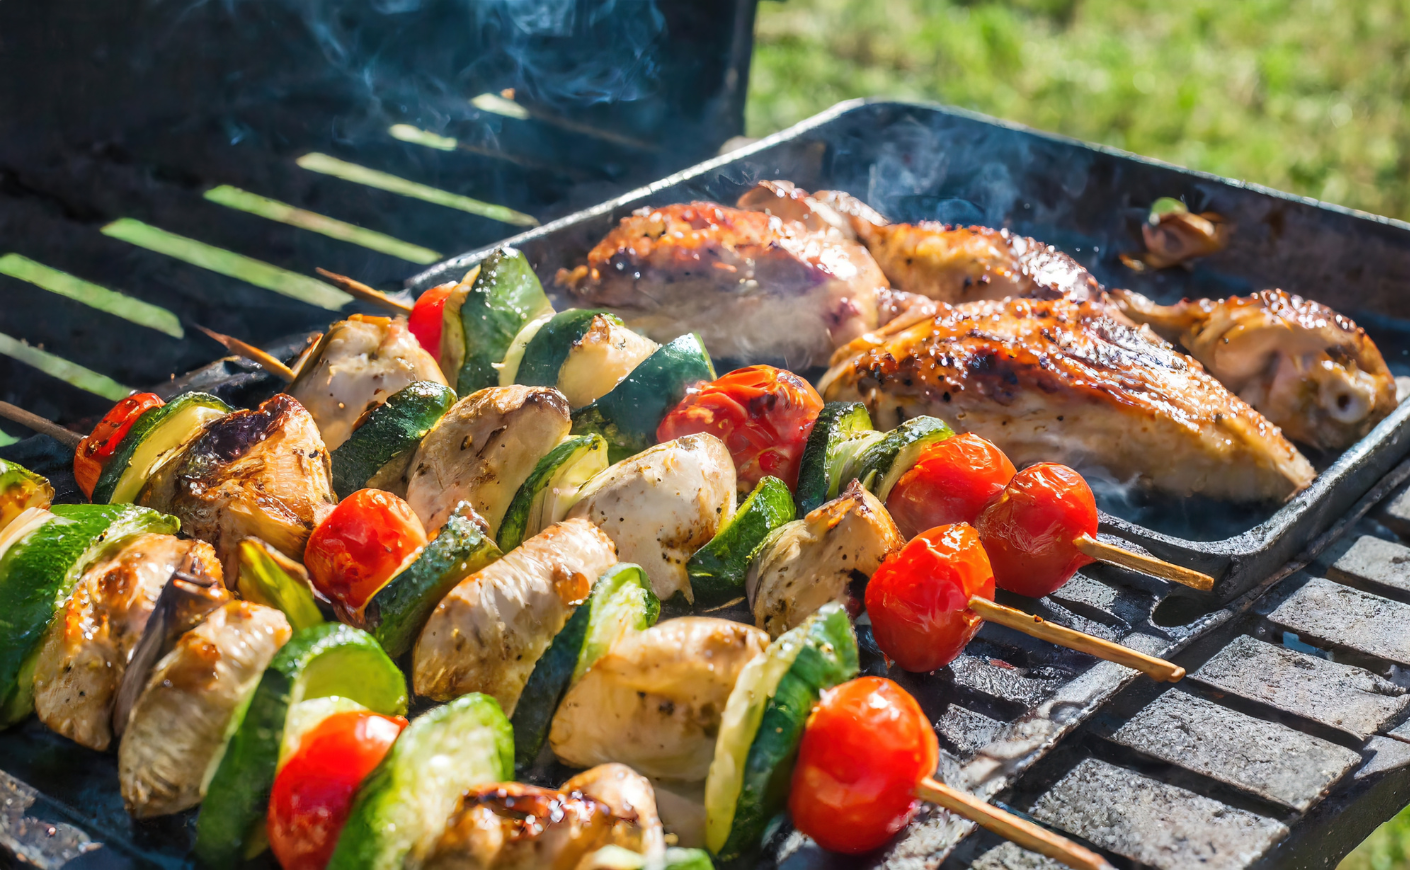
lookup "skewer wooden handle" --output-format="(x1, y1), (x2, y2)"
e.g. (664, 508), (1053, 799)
(914, 777), (1114, 870)
(0, 401), (83, 449)
(315, 268), (414, 315)
(195, 325), (296, 383)
(969, 597), (1185, 682)
(1074, 533), (1214, 592)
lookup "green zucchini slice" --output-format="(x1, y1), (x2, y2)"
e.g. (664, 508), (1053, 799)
(571, 333), (715, 462)
(795, 402), (876, 515)
(511, 562), (659, 768)
(848, 415), (955, 501)
(327, 692), (514, 870)
(361, 504), (502, 658)
(498, 433), (610, 552)
(516, 308), (610, 388)
(91, 392), (231, 504)
(704, 601), (859, 861)
(330, 381), (456, 500)
(496, 311), (555, 387)
(687, 477), (795, 609)
(194, 623), (408, 868)
(0, 461), (52, 534)
(236, 538), (326, 631)
(453, 248), (555, 395)
(0, 504), (179, 726)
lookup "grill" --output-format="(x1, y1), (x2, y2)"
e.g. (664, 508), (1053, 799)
(4, 88), (1410, 869)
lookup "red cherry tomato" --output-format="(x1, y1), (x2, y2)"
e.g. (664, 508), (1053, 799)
(305, 489), (428, 612)
(865, 524), (995, 672)
(789, 677), (939, 854)
(267, 710), (407, 870)
(73, 393), (165, 499)
(885, 434), (1016, 538)
(408, 282), (454, 362)
(976, 463), (1098, 598)
(656, 365), (823, 491)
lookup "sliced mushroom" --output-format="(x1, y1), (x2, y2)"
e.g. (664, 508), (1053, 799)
(567, 434), (736, 603)
(549, 617), (767, 781)
(746, 480), (903, 638)
(412, 518), (616, 712)
(405, 386), (571, 534)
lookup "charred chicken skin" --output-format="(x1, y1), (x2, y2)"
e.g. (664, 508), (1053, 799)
(822, 297), (1316, 501)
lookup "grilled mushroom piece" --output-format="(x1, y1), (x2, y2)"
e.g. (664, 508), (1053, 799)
(31, 535), (222, 752)
(118, 600), (290, 818)
(549, 617), (768, 781)
(412, 518), (617, 712)
(567, 434), (736, 604)
(140, 393), (336, 577)
(288, 314), (449, 451)
(405, 386), (572, 534)
(747, 480), (903, 638)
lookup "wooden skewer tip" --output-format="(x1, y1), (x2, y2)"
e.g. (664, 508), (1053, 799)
(1074, 533), (1214, 592)
(315, 268), (414, 315)
(194, 325), (296, 383)
(0, 401), (83, 449)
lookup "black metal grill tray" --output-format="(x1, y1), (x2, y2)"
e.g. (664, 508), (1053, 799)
(409, 98), (1410, 608)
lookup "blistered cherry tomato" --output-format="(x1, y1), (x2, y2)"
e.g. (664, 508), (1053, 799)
(408, 282), (455, 363)
(885, 434), (1016, 538)
(267, 710), (407, 870)
(73, 393), (165, 499)
(305, 489), (428, 612)
(975, 463), (1098, 598)
(656, 365), (823, 491)
(789, 677), (939, 854)
(865, 524), (995, 672)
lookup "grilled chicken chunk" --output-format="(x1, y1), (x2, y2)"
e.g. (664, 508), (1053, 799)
(31, 535), (220, 752)
(118, 601), (289, 817)
(413, 518), (617, 712)
(562, 764), (666, 859)
(567, 434), (736, 603)
(747, 481), (903, 638)
(822, 297), (1316, 501)
(549, 617), (768, 781)
(556, 202), (891, 367)
(140, 393), (336, 578)
(406, 386), (571, 534)
(289, 314), (449, 451)
(1112, 288), (1398, 450)
(556, 315), (660, 409)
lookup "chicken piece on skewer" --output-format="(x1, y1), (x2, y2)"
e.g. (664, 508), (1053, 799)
(140, 394), (336, 577)
(555, 201), (893, 367)
(822, 297), (1316, 502)
(1112, 288), (1398, 450)
(31, 535), (222, 752)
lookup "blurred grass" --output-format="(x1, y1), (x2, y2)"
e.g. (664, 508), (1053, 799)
(746, 0), (1410, 220)
(747, 1), (1410, 865)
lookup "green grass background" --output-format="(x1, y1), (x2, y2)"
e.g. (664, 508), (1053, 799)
(744, 0), (1410, 865)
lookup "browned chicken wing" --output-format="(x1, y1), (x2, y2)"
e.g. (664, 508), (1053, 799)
(821, 297), (1316, 501)
(140, 393), (336, 577)
(1112, 288), (1399, 450)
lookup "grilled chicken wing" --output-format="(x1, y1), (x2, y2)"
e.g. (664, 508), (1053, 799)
(289, 314), (449, 451)
(549, 617), (768, 781)
(822, 297), (1316, 501)
(141, 394), (335, 577)
(118, 601), (289, 817)
(555, 202), (891, 367)
(31, 535), (221, 752)
(413, 518), (617, 712)
(1112, 288), (1398, 450)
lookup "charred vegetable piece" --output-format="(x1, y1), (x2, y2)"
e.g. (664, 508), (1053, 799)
(687, 476), (795, 610)
(0, 460), (52, 534)
(330, 381), (456, 500)
(74, 393), (166, 499)
(91, 392), (231, 505)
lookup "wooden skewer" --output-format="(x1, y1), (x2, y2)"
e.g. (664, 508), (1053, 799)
(195, 325), (296, 383)
(0, 401), (83, 449)
(1074, 533), (1214, 592)
(315, 268), (414, 315)
(915, 777), (1114, 870)
(969, 596), (1185, 682)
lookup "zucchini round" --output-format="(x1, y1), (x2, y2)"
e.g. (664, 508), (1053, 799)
(330, 381), (456, 500)
(91, 392), (230, 504)
(194, 623), (408, 868)
(516, 308), (609, 387)
(704, 602), (859, 861)
(497, 311), (555, 387)
(687, 476), (795, 609)
(794, 402), (875, 515)
(849, 415), (955, 500)
(498, 433), (610, 552)
(453, 248), (555, 395)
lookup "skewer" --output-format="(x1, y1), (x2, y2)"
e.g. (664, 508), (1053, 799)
(1074, 534), (1214, 592)
(968, 597), (1184, 682)
(314, 268), (414, 315)
(194, 325), (296, 383)
(0, 401), (83, 449)
(916, 777), (1112, 870)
